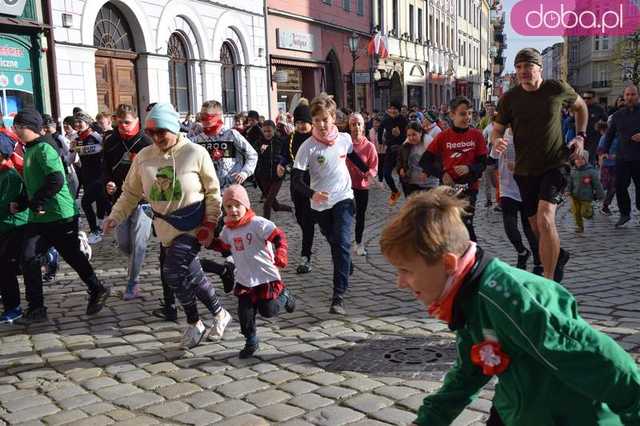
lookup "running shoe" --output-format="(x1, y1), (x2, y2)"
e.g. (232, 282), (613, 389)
(0, 307), (23, 324)
(600, 206), (612, 216)
(516, 248), (530, 270)
(388, 191), (401, 207)
(152, 302), (178, 322)
(329, 298), (346, 315)
(282, 289), (296, 313)
(123, 283), (141, 301)
(239, 337), (259, 359)
(355, 244), (367, 256)
(208, 308), (231, 340)
(87, 230), (103, 245)
(14, 306), (48, 325)
(78, 231), (92, 260)
(86, 286), (110, 315)
(615, 215), (631, 228)
(296, 256), (312, 274)
(182, 320), (207, 349)
(553, 249), (570, 283)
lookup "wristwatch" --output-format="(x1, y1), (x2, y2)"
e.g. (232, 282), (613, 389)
(576, 131), (587, 139)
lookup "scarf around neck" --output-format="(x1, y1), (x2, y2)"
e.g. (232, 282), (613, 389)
(224, 209), (256, 229)
(312, 125), (339, 146)
(428, 242), (478, 324)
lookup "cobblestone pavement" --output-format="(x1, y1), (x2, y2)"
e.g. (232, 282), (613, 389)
(1, 182), (639, 425)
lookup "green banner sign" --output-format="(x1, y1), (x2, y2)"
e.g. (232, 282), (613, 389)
(0, 36), (33, 93)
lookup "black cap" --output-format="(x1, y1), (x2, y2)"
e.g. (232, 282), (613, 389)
(247, 110), (259, 120)
(14, 108), (44, 132)
(293, 104), (312, 124)
(514, 48), (542, 67)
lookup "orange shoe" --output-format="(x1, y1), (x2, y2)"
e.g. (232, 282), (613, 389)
(388, 191), (401, 206)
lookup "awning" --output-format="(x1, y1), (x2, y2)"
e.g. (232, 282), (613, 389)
(271, 56), (327, 69)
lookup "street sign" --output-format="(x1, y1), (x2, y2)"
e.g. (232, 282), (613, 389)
(353, 72), (370, 84)
(0, 0), (28, 17)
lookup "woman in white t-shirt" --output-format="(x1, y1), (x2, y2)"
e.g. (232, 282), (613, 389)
(291, 93), (370, 315)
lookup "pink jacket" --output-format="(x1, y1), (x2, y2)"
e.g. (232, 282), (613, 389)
(347, 136), (379, 190)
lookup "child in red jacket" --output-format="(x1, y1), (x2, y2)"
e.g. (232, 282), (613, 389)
(420, 96), (487, 241)
(209, 185), (296, 358)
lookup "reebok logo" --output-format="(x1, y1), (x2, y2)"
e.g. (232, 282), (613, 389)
(446, 141), (476, 150)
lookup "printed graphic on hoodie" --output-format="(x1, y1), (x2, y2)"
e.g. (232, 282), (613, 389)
(149, 166), (182, 201)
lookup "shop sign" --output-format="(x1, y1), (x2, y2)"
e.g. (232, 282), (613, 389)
(0, 37), (33, 92)
(353, 72), (370, 84)
(0, 0), (28, 17)
(277, 29), (314, 53)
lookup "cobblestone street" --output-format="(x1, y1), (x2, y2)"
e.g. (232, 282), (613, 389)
(0, 184), (638, 426)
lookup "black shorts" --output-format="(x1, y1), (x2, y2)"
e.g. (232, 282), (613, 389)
(514, 166), (569, 218)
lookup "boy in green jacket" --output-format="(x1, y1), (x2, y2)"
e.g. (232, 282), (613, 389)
(380, 187), (640, 426)
(0, 134), (29, 323)
(567, 150), (605, 233)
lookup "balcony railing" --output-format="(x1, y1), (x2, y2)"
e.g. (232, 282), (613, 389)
(592, 81), (611, 88)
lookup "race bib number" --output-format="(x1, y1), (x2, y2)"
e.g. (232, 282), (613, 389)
(198, 140), (237, 160)
(76, 143), (102, 156)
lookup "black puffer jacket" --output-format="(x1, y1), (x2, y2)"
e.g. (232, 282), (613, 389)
(256, 135), (288, 180)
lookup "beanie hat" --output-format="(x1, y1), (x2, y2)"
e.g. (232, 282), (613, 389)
(42, 114), (56, 128)
(262, 119), (276, 129)
(247, 110), (259, 120)
(293, 103), (312, 124)
(0, 133), (15, 158)
(514, 48), (542, 68)
(222, 184), (251, 209)
(74, 112), (94, 125)
(14, 108), (44, 132)
(145, 103), (180, 134)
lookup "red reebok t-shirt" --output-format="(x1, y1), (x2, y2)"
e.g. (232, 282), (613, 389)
(427, 128), (487, 187)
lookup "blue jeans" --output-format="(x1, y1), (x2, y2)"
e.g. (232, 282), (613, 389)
(116, 204), (153, 289)
(314, 199), (354, 299)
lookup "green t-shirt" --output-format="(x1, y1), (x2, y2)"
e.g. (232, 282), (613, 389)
(0, 167), (29, 234)
(23, 136), (77, 223)
(495, 79), (578, 176)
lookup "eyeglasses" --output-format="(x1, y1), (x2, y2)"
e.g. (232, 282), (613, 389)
(144, 128), (169, 138)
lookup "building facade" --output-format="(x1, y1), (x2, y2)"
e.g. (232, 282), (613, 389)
(0, 0), (56, 124)
(50, 0), (270, 119)
(267, 0), (372, 114)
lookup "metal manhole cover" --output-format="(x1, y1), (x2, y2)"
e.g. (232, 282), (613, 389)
(327, 335), (456, 380)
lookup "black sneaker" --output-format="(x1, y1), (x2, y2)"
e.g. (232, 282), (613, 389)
(296, 256), (312, 274)
(221, 261), (235, 294)
(493, 205), (503, 213)
(601, 206), (612, 216)
(532, 265), (544, 276)
(516, 248), (530, 270)
(14, 306), (48, 325)
(329, 298), (346, 315)
(152, 302), (178, 322)
(87, 286), (110, 315)
(485, 200), (493, 208)
(615, 215), (631, 228)
(282, 289), (296, 313)
(553, 249), (570, 283)
(239, 340), (259, 359)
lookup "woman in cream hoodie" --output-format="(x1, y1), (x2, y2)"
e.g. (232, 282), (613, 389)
(103, 103), (231, 349)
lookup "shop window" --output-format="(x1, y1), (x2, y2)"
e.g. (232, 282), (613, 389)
(220, 42), (238, 114)
(168, 33), (191, 114)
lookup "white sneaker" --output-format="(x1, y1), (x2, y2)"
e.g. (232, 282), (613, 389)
(87, 230), (102, 245)
(356, 244), (367, 256)
(208, 308), (231, 340)
(182, 320), (207, 349)
(78, 231), (92, 260)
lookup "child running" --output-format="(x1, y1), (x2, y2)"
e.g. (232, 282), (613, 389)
(209, 184), (295, 358)
(254, 120), (292, 219)
(597, 120), (619, 216)
(490, 128), (541, 274)
(397, 121), (439, 197)
(381, 187), (640, 426)
(567, 150), (605, 233)
(420, 96), (487, 241)
(346, 113), (378, 257)
(292, 93), (369, 314)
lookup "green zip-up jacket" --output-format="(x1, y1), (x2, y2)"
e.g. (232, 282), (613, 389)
(415, 250), (640, 426)
(568, 164), (605, 202)
(0, 167), (29, 234)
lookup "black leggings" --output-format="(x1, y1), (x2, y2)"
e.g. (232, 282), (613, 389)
(353, 189), (369, 244)
(238, 294), (284, 339)
(0, 227), (25, 312)
(290, 177), (315, 258)
(501, 197), (540, 263)
(81, 180), (108, 232)
(21, 218), (102, 309)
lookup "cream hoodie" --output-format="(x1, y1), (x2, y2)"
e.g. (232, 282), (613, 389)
(109, 133), (221, 246)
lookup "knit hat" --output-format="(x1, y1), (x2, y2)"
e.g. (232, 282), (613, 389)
(293, 103), (312, 124)
(145, 102), (180, 134)
(0, 133), (15, 158)
(42, 114), (56, 129)
(514, 48), (542, 67)
(13, 108), (43, 132)
(247, 110), (259, 120)
(222, 184), (251, 209)
(262, 119), (276, 129)
(74, 111), (94, 125)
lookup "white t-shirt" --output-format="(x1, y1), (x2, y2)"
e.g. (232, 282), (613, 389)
(293, 132), (354, 211)
(489, 129), (521, 202)
(426, 124), (442, 140)
(220, 216), (282, 287)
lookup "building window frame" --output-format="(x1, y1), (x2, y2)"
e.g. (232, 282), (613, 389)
(168, 32), (191, 114)
(220, 41), (239, 114)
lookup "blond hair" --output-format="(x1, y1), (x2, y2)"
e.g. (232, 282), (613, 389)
(380, 187), (470, 264)
(201, 100), (222, 112)
(310, 92), (337, 118)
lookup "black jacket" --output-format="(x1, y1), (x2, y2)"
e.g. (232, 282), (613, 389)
(381, 114), (408, 149)
(102, 129), (152, 201)
(255, 135), (288, 180)
(603, 103), (640, 162)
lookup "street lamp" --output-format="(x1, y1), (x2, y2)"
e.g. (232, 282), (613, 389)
(484, 69), (492, 103)
(348, 32), (360, 111)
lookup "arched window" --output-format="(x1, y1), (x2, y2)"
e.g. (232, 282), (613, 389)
(220, 42), (238, 114)
(93, 3), (134, 51)
(168, 33), (190, 113)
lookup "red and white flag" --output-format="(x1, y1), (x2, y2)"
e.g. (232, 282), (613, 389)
(367, 32), (389, 58)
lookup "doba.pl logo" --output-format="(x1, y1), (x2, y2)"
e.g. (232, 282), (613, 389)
(511, 0), (640, 36)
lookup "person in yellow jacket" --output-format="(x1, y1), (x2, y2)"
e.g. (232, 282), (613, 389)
(381, 187), (640, 426)
(103, 103), (231, 349)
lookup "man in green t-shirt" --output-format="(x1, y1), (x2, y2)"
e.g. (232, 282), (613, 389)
(9, 109), (110, 324)
(492, 48), (588, 284)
